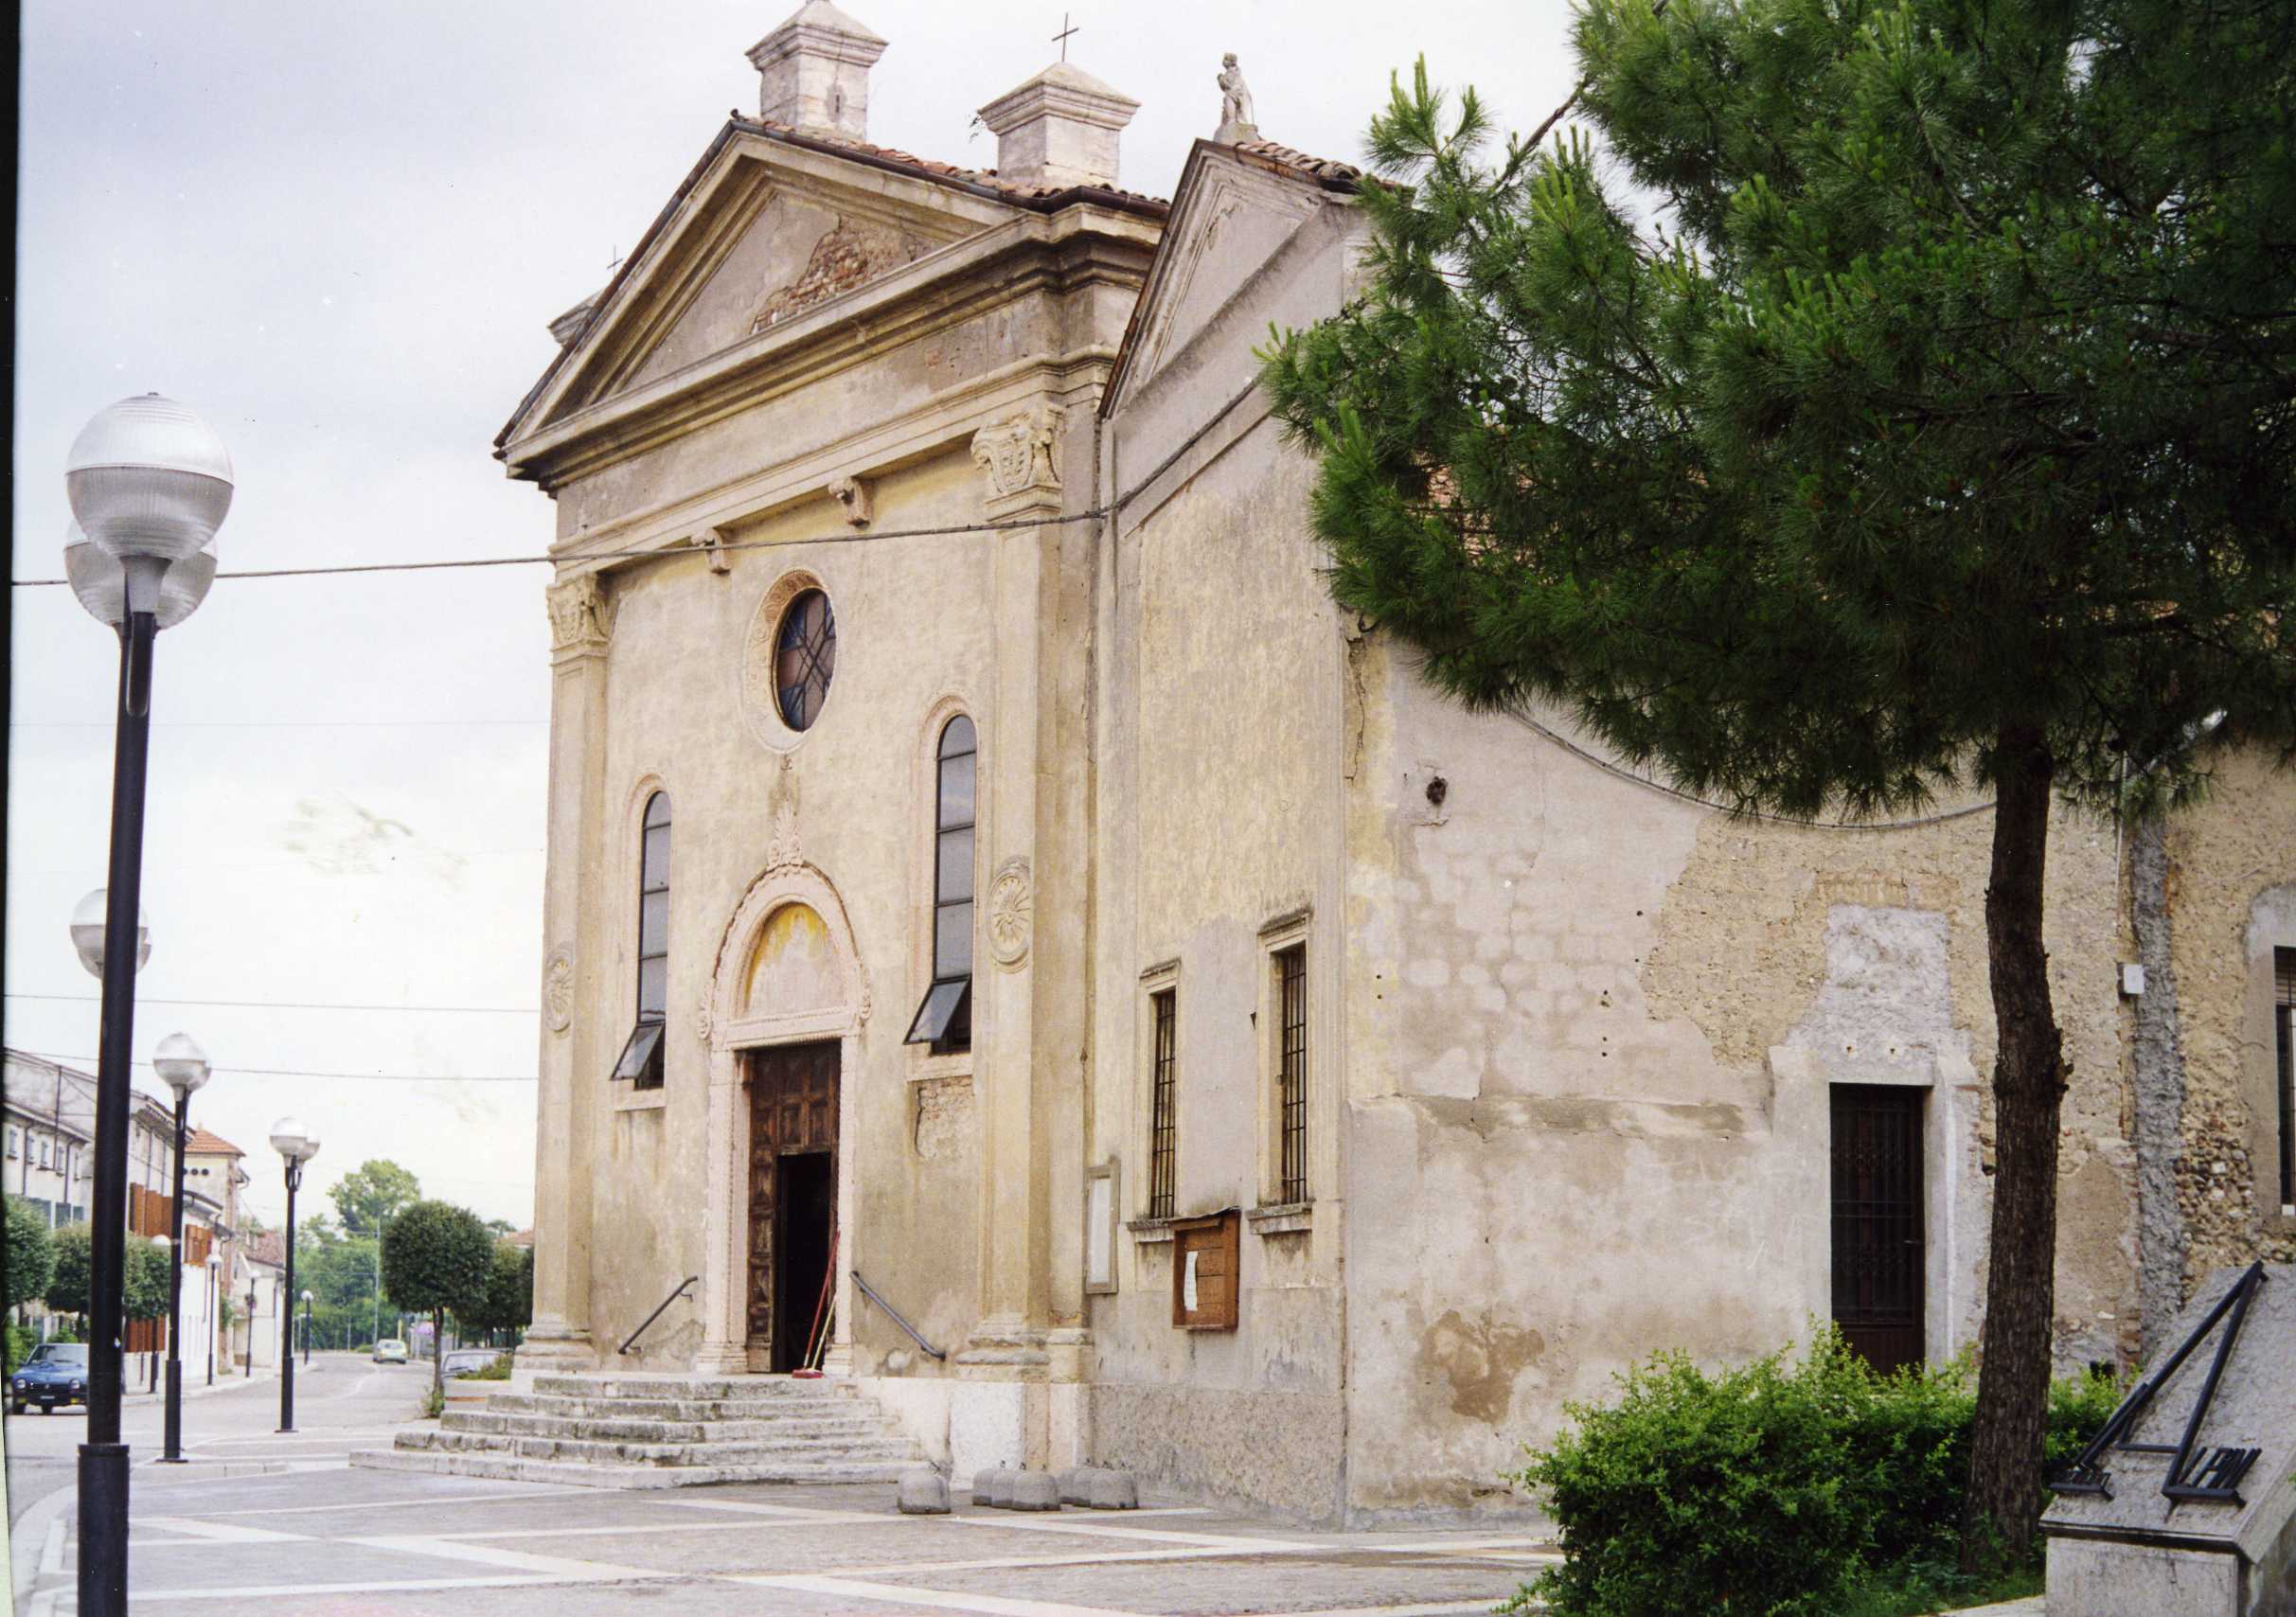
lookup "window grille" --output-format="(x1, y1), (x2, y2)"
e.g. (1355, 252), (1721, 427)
(2277, 947), (2294, 1208)
(1148, 989), (1178, 1219)
(774, 589), (837, 731)
(613, 791), (671, 1089)
(905, 716), (976, 1052)
(1276, 946), (1308, 1203)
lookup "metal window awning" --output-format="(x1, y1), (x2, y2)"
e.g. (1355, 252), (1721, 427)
(903, 978), (970, 1045)
(611, 1019), (665, 1083)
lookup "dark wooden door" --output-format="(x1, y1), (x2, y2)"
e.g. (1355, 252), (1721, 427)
(746, 1040), (839, 1363)
(1830, 1084), (1926, 1374)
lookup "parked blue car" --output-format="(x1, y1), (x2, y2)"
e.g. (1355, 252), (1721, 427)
(10, 1342), (90, 1414)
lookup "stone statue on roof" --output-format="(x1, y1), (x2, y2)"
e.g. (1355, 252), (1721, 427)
(1216, 54), (1256, 143)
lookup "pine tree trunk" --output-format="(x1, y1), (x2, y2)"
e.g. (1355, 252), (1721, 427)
(1960, 723), (2067, 1570)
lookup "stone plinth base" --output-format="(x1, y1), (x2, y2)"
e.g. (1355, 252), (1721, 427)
(2046, 1537), (2242, 1616)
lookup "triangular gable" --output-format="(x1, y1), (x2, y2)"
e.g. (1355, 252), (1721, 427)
(1102, 139), (1355, 418)
(502, 122), (1023, 457)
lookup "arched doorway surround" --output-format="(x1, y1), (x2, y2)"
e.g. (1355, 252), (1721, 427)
(695, 858), (869, 1376)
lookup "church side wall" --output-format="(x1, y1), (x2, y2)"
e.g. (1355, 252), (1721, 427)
(1085, 435), (1353, 1523)
(1341, 649), (2296, 1522)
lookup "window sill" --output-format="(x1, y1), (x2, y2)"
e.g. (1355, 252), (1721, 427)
(1126, 1217), (1175, 1245)
(614, 1087), (668, 1113)
(907, 1052), (974, 1085)
(1247, 1202), (1313, 1236)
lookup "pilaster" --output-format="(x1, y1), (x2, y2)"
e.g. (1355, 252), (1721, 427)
(520, 572), (614, 1374)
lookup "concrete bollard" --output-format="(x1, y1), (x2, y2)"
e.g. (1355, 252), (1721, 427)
(971, 1466), (1001, 1506)
(985, 1467), (1018, 1508)
(898, 1464), (950, 1515)
(1084, 1468), (1139, 1510)
(1008, 1470), (1060, 1512)
(1057, 1466), (1092, 1506)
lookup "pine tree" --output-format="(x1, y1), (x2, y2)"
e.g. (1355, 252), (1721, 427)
(1264, 0), (2295, 1567)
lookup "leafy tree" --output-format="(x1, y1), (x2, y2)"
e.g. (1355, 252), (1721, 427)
(44, 1223), (92, 1321)
(1264, 1), (2295, 1567)
(329, 1159), (422, 1237)
(5, 1197), (56, 1313)
(381, 1199), (493, 1395)
(124, 1237), (170, 1324)
(457, 1243), (534, 1343)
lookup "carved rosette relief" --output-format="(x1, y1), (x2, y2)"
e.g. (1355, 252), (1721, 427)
(545, 573), (614, 655)
(970, 406), (1066, 520)
(988, 856), (1034, 969)
(543, 947), (576, 1034)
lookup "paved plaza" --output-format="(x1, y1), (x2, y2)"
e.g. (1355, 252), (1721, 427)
(7, 1356), (1557, 1615)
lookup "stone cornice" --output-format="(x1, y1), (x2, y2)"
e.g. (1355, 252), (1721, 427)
(506, 207), (1154, 492)
(548, 343), (1117, 573)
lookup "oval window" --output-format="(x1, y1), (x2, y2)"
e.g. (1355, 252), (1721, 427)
(774, 588), (837, 731)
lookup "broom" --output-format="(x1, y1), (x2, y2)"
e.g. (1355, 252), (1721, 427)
(792, 1228), (838, 1378)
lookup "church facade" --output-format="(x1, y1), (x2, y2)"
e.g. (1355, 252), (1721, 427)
(506, 4), (2296, 1524)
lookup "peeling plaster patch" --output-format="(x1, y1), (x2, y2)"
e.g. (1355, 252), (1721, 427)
(1420, 1308), (1545, 1421)
(1787, 904), (1968, 1079)
(1416, 1046), (1484, 1099)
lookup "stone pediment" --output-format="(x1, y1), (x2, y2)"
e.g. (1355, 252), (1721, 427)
(1103, 143), (1332, 416)
(507, 125), (1015, 453)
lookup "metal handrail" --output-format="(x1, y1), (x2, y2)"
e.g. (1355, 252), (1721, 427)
(620, 1275), (699, 1356)
(850, 1270), (946, 1360)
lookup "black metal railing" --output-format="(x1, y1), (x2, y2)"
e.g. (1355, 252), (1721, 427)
(620, 1275), (699, 1356)
(850, 1270), (945, 1360)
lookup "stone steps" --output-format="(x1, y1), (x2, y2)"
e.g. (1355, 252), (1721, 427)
(483, 1392), (866, 1423)
(354, 1447), (911, 1490)
(443, 1410), (887, 1444)
(349, 1371), (925, 1490)
(400, 1427), (918, 1466)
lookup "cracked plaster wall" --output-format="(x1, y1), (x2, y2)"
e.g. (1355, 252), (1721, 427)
(2157, 754), (2296, 1281)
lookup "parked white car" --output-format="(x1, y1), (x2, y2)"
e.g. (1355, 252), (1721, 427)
(372, 1338), (409, 1364)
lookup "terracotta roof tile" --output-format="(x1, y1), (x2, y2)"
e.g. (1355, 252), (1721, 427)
(737, 116), (1170, 210)
(1233, 138), (1362, 187)
(247, 1232), (285, 1267)
(183, 1128), (243, 1158)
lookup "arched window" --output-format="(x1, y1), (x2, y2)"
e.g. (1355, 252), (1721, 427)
(905, 715), (975, 1051)
(775, 589), (837, 731)
(613, 791), (670, 1089)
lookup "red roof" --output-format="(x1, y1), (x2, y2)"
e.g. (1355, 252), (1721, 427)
(183, 1128), (243, 1158)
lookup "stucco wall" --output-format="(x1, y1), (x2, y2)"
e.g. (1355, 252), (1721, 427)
(2161, 754), (2296, 1278)
(1085, 434), (1351, 1521)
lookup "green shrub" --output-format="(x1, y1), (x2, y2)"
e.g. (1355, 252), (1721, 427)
(1513, 1332), (2127, 1617)
(468, 1352), (513, 1380)
(4, 1324), (35, 1377)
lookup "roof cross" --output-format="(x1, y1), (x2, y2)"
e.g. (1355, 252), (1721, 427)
(1052, 11), (1078, 61)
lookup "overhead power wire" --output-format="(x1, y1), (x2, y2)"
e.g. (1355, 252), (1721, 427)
(1505, 709), (1998, 831)
(9, 379), (1267, 592)
(17, 1050), (535, 1083)
(6, 991), (537, 1015)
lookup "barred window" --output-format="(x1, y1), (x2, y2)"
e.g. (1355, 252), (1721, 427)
(905, 716), (976, 1051)
(612, 791), (671, 1089)
(1276, 946), (1308, 1203)
(1148, 989), (1178, 1219)
(2276, 947), (2293, 1208)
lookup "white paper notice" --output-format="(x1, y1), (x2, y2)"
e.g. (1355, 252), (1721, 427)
(1183, 1250), (1200, 1310)
(1086, 1177), (1112, 1288)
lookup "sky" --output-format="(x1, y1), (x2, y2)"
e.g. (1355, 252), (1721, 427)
(9, 0), (1583, 1233)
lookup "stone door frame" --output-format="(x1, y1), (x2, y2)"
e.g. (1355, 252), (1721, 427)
(696, 859), (867, 1376)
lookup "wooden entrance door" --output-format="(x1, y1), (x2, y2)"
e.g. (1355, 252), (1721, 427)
(1830, 1084), (1926, 1374)
(746, 1040), (840, 1368)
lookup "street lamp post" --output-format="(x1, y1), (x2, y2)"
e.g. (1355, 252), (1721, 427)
(205, 1254), (221, 1386)
(63, 393), (230, 1617)
(301, 1289), (314, 1367)
(270, 1119), (319, 1433)
(152, 1033), (209, 1465)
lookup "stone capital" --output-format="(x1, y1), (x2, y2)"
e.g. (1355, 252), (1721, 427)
(546, 572), (615, 658)
(970, 406), (1066, 520)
